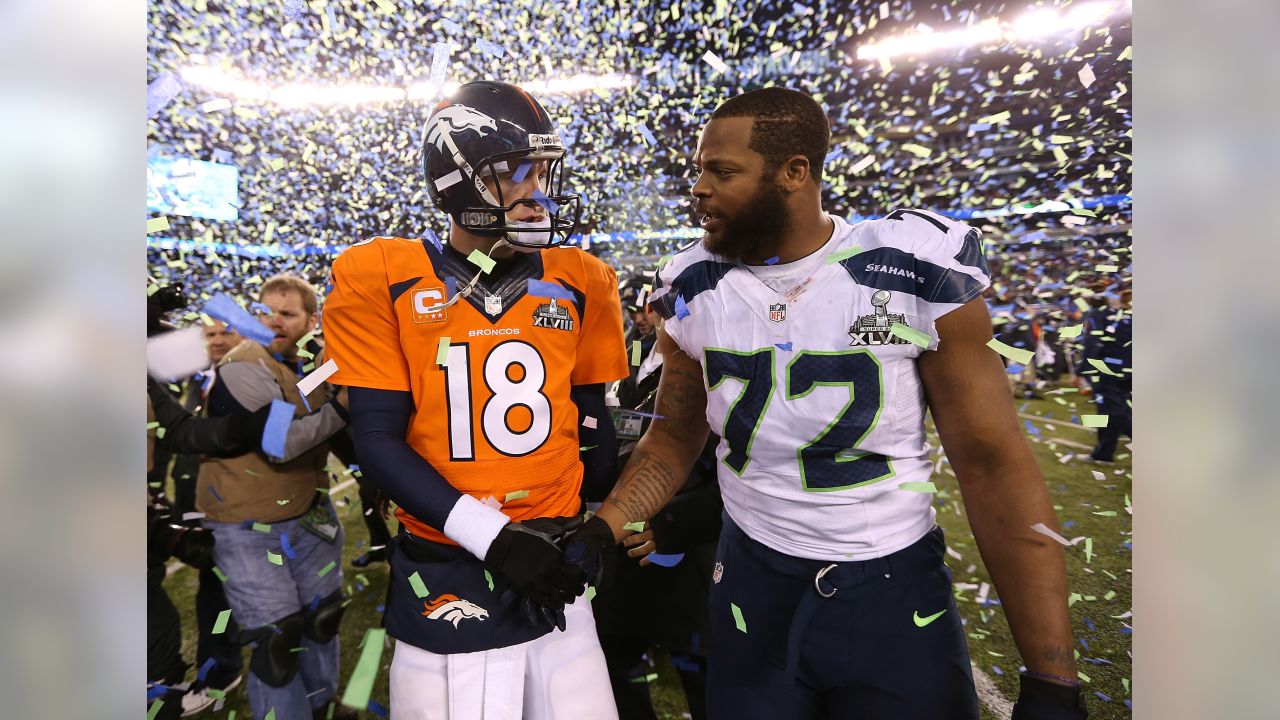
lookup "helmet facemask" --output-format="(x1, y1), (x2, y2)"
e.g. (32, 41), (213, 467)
(455, 148), (581, 251)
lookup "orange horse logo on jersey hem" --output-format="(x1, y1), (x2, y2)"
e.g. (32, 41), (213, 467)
(421, 594), (490, 628)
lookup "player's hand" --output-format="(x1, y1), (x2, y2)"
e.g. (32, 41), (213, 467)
(622, 527), (656, 566)
(1011, 673), (1088, 720)
(483, 519), (584, 629)
(561, 515), (616, 585)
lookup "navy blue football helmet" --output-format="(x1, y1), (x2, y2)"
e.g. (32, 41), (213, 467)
(422, 81), (581, 249)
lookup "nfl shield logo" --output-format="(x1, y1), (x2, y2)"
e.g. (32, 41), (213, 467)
(712, 562), (724, 584)
(768, 303), (787, 323)
(484, 294), (502, 315)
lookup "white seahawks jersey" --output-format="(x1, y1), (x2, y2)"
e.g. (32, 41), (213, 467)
(649, 210), (990, 561)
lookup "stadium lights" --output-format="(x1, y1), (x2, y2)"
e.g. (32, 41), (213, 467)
(179, 67), (633, 107)
(856, 0), (1131, 60)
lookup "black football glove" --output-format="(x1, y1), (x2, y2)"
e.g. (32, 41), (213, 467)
(561, 515), (615, 587)
(1011, 673), (1088, 720)
(484, 516), (586, 631)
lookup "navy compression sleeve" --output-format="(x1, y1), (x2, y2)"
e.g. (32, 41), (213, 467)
(348, 386), (463, 531)
(570, 383), (618, 503)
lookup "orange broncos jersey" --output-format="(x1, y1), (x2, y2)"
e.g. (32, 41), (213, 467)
(323, 236), (628, 545)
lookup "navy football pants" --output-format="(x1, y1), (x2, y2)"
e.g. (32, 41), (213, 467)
(707, 515), (979, 720)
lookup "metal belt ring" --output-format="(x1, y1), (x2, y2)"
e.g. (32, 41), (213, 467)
(814, 563), (839, 598)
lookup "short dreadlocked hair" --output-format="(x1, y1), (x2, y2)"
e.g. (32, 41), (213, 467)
(710, 87), (830, 186)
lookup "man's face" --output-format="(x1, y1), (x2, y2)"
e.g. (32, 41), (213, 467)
(481, 158), (551, 224)
(258, 289), (316, 358)
(631, 309), (654, 336)
(691, 117), (792, 262)
(202, 320), (242, 364)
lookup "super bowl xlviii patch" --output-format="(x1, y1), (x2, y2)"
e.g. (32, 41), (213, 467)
(532, 298), (574, 331)
(713, 561), (724, 584)
(848, 290), (912, 346)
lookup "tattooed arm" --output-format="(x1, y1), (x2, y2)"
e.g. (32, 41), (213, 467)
(593, 325), (712, 542)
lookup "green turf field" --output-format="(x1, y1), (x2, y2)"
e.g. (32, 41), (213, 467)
(162, 387), (1130, 719)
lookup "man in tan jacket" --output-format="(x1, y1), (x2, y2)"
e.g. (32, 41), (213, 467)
(197, 274), (354, 720)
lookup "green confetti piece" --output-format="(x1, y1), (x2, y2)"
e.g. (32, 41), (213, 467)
(317, 561), (336, 577)
(1092, 511), (1118, 517)
(1083, 537), (1093, 563)
(155, 426), (167, 439)
(1058, 324), (1084, 339)
(504, 489), (529, 502)
(1080, 415), (1109, 428)
(825, 245), (863, 263)
(890, 322), (932, 349)
(436, 337), (450, 365)
(586, 585), (597, 601)
(484, 569), (495, 591)
(1104, 590), (1116, 600)
(1087, 358), (1124, 377)
(630, 340), (642, 366)
(1074, 298), (1092, 313)
(986, 338), (1034, 365)
(900, 143), (932, 158)
(1078, 672), (1090, 683)
(212, 566), (228, 582)
(623, 521), (645, 533)
(251, 522), (272, 533)
(145, 421), (160, 430)
(206, 688), (226, 699)
(408, 571), (430, 598)
(897, 481), (937, 493)
(979, 110), (1011, 124)
(147, 699), (164, 720)
(264, 711), (276, 720)
(1096, 264), (1119, 272)
(227, 712), (236, 720)
(629, 673), (660, 683)
(467, 249), (496, 274)
(731, 602), (747, 633)
(1122, 678), (1130, 694)
(341, 628), (387, 710)
(147, 217), (170, 234)
(276, 499), (291, 505)
(212, 609), (232, 634)
(267, 551), (284, 565)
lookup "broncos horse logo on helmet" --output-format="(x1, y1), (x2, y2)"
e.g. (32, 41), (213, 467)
(421, 81), (582, 249)
(421, 594), (490, 629)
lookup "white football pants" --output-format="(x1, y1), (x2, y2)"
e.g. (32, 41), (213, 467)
(389, 592), (618, 720)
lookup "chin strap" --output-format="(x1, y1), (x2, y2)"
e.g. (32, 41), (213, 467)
(422, 237), (513, 314)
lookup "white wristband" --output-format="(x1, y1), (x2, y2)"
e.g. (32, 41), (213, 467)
(443, 494), (511, 561)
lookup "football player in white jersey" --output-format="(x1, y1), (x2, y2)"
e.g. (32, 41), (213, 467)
(560, 88), (1087, 719)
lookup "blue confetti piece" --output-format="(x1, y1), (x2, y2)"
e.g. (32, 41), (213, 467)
(1104, 356), (1124, 366)
(423, 227), (443, 253)
(376, 604), (386, 613)
(527, 279), (574, 300)
(440, 18), (462, 34)
(261, 399), (294, 458)
(1124, 699), (1132, 709)
(1080, 636), (1090, 650)
(280, 532), (297, 560)
(444, 275), (457, 299)
(1084, 616), (1095, 632)
(991, 665), (1003, 676)
(1094, 692), (1111, 703)
(637, 123), (658, 146)
(367, 699), (389, 718)
(146, 71), (183, 119)
(209, 485), (223, 502)
(309, 594), (322, 611)
(645, 552), (685, 567)
(197, 658), (217, 683)
(531, 189), (559, 214)
(283, 0), (305, 19)
(674, 295), (691, 319)
(619, 409), (665, 420)
(764, 256), (780, 265)
(775, 342), (793, 351)
(1062, 520), (1076, 528)
(147, 684), (169, 701)
(1023, 419), (1041, 436)
(511, 161), (533, 183)
(475, 38), (506, 58)
(211, 148), (233, 164)
(202, 293), (275, 347)
(1006, 362), (1025, 375)
(824, 148), (842, 163)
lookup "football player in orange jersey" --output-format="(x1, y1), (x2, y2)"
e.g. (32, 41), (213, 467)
(323, 81), (628, 719)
